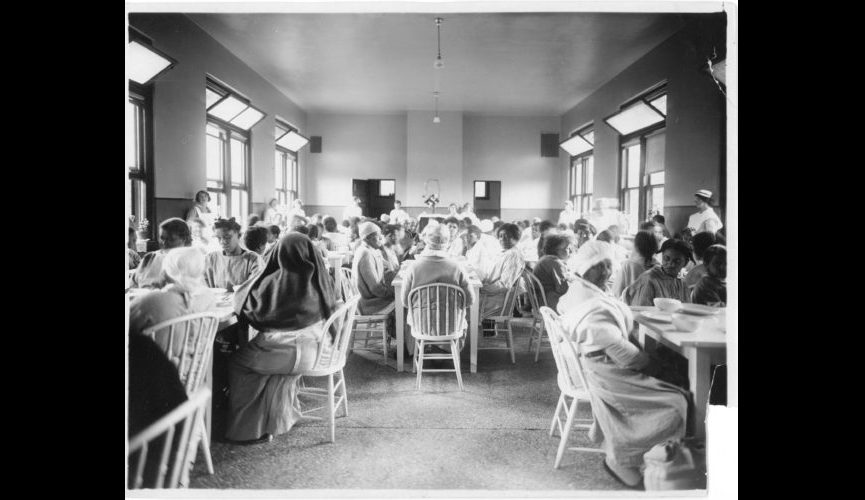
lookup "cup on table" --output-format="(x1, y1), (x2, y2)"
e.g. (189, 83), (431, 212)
(654, 298), (683, 312)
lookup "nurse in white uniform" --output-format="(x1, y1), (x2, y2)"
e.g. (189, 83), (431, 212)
(686, 189), (723, 235)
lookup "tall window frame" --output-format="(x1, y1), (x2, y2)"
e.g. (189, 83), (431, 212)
(128, 81), (154, 239)
(206, 79), (252, 222)
(275, 120), (299, 207)
(614, 85), (668, 233)
(567, 125), (594, 217)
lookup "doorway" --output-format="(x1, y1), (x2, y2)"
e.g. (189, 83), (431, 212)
(473, 180), (501, 220)
(352, 178), (396, 219)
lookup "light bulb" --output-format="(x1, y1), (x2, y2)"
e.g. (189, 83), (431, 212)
(433, 115), (441, 124)
(434, 56), (444, 69)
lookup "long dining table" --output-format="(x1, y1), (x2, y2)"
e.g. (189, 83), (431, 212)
(392, 274), (483, 373)
(631, 307), (727, 440)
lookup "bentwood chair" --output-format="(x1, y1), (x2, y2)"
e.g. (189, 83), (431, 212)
(514, 270), (551, 362)
(340, 267), (389, 364)
(295, 296), (360, 443)
(479, 279), (521, 364)
(140, 312), (221, 475)
(128, 388), (211, 489)
(538, 307), (603, 469)
(406, 284), (467, 391)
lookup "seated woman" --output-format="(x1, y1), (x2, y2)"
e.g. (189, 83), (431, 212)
(443, 217), (464, 258)
(557, 253), (690, 488)
(306, 223), (330, 263)
(533, 234), (576, 311)
(243, 225), (270, 256)
(691, 244), (726, 306)
(611, 230), (658, 299)
(205, 218), (262, 291)
(400, 223), (474, 357)
(625, 239), (694, 307)
(351, 222), (396, 315)
(225, 233), (338, 444)
(132, 218), (193, 289)
(264, 224), (280, 254)
(479, 223), (526, 320)
(683, 231), (717, 291)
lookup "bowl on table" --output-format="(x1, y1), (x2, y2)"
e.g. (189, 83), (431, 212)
(653, 298), (683, 312)
(672, 313), (704, 332)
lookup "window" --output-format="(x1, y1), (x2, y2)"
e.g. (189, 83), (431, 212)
(567, 125), (594, 216)
(128, 84), (153, 238)
(474, 181), (489, 200)
(275, 121), (299, 207)
(379, 180), (395, 197)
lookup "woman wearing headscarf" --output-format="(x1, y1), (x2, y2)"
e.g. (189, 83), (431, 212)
(225, 233), (338, 444)
(625, 239), (694, 307)
(557, 258), (690, 488)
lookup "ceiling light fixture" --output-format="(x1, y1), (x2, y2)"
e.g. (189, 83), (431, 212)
(433, 92), (441, 124)
(434, 18), (444, 69)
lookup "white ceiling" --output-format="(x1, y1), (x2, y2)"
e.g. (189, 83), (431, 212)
(188, 12), (686, 116)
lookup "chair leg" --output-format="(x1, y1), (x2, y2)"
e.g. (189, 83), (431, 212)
(534, 324), (544, 363)
(549, 392), (564, 437)
(338, 369), (349, 417)
(327, 373), (336, 443)
(554, 396), (578, 469)
(196, 413), (215, 474)
(416, 340), (425, 390)
(451, 340), (464, 391)
(506, 323), (516, 364)
(381, 327), (388, 364)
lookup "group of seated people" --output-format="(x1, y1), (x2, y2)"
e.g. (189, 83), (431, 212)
(128, 191), (727, 489)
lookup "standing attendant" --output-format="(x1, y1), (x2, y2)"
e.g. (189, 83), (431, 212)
(687, 189), (724, 235)
(186, 190), (216, 248)
(389, 200), (410, 226)
(342, 196), (363, 223)
(558, 200), (578, 227)
(263, 199), (283, 227)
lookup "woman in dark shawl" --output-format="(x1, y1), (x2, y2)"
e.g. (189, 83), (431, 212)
(224, 233), (337, 444)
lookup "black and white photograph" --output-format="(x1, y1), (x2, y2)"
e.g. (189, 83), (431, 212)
(126, 0), (737, 495)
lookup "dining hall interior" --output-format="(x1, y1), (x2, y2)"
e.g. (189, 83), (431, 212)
(126, 2), (736, 495)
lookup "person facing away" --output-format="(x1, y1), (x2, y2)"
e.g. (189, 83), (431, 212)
(556, 253), (690, 488)
(683, 231), (717, 291)
(535, 220), (558, 260)
(687, 189), (723, 235)
(400, 223), (475, 356)
(480, 223), (526, 319)
(204, 217), (262, 291)
(132, 218), (193, 289)
(243, 225), (270, 257)
(533, 234), (577, 311)
(389, 199), (410, 226)
(351, 222), (397, 315)
(225, 233), (338, 444)
(611, 230), (658, 299)
(625, 239), (694, 306)
(691, 244), (726, 306)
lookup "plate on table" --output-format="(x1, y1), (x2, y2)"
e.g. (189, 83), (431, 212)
(679, 304), (721, 316)
(642, 311), (673, 323)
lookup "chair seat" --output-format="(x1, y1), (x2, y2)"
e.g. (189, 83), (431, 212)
(355, 315), (389, 321)
(412, 332), (464, 341)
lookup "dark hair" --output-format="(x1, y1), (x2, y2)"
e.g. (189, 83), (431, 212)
(213, 217), (242, 233)
(633, 231), (659, 264)
(497, 223), (521, 242)
(493, 220), (504, 232)
(307, 223), (321, 240)
(269, 198), (278, 207)
(128, 226), (136, 236)
(543, 234), (571, 257)
(461, 217), (473, 227)
(449, 203), (458, 209)
(703, 244), (727, 279)
(691, 232), (717, 260)
(596, 230), (613, 243)
(696, 194), (713, 205)
(652, 214), (666, 225)
(243, 225), (269, 252)
(465, 225), (482, 238)
(323, 216), (338, 232)
(383, 224), (402, 237)
(246, 214), (261, 227)
(194, 190), (210, 203)
(659, 238), (695, 264)
(538, 220), (556, 234)
(444, 217), (460, 226)
(160, 218), (192, 245)
(394, 199), (402, 205)
(268, 224), (281, 238)
(294, 225), (310, 235)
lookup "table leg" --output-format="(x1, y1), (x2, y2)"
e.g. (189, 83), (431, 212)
(685, 346), (718, 441)
(470, 286), (480, 374)
(395, 283), (404, 372)
(637, 324), (647, 349)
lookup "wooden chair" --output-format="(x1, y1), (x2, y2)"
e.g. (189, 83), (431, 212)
(538, 307), (604, 469)
(515, 270), (551, 362)
(478, 279), (521, 364)
(406, 284), (467, 391)
(295, 296), (361, 443)
(140, 311), (221, 475)
(128, 387), (211, 489)
(340, 267), (389, 364)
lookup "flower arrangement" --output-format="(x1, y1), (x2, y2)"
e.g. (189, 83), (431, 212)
(423, 193), (440, 210)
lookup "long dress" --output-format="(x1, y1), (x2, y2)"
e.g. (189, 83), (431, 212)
(351, 243), (395, 315)
(186, 204), (215, 247)
(559, 293), (688, 468)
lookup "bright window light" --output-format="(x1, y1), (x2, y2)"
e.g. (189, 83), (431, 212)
(559, 134), (593, 156)
(230, 106), (265, 130)
(276, 130), (310, 152)
(605, 101), (665, 136)
(208, 95), (248, 122)
(581, 130), (594, 145)
(128, 40), (173, 84)
(205, 88), (222, 109)
(710, 59), (726, 86)
(474, 181), (487, 198)
(649, 94), (667, 116)
(379, 180), (395, 197)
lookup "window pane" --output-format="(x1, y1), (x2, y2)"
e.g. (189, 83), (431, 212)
(569, 165), (576, 196)
(586, 157), (594, 194)
(581, 130), (594, 146)
(131, 179), (147, 227)
(625, 189), (640, 234)
(230, 138), (246, 185)
(649, 171), (665, 185)
(206, 134), (222, 182)
(230, 106), (265, 130)
(649, 94), (667, 116)
(627, 144), (641, 188)
(575, 163), (582, 195)
(290, 159), (297, 191)
(208, 95), (248, 122)
(240, 190), (248, 222)
(650, 187), (664, 216)
(379, 180), (395, 197)
(606, 101), (665, 135)
(230, 189), (241, 220)
(474, 181), (487, 198)
(205, 87), (222, 109)
(275, 151), (284, 189)
(127, 100), (139, 172)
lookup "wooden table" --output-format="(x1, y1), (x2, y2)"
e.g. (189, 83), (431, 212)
(632, 308), (726, 440)
(392, 275), (482, 373)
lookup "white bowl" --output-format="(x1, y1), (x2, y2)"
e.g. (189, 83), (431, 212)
(672, 313), (704, 332)
(654, 298), (683, 312)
